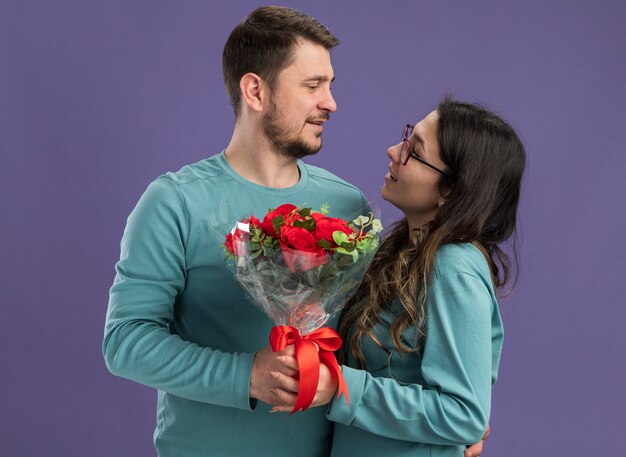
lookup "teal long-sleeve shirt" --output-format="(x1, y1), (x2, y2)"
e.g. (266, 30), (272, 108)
(328, 243), (503, 457)
(103, 152), (369, 457)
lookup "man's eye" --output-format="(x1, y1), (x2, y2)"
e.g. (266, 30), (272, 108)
(307, 85), (319, 90)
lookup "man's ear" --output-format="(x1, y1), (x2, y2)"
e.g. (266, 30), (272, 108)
(239, 73), (266, 113)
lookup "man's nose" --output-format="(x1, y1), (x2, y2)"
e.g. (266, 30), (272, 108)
(319, 88), (337, 113)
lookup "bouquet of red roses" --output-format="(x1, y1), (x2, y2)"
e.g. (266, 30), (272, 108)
(224, 203), (382, 413)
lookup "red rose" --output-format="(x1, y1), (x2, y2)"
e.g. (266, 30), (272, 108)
(243, 215), (262, 230)
(280, 225), (320, 252)
(279, 225), (328, 271)
(261, 204), (298, 238)
(224, 233), (234, 254)
(314, 217), (355, 245)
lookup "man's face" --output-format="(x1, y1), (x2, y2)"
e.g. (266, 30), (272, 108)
(261, 39), (337, 159)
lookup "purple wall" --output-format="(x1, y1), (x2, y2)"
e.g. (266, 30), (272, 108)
(2, 1), (624, 455)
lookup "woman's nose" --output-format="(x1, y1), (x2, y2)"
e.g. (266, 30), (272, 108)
(387, 142), (402, 163)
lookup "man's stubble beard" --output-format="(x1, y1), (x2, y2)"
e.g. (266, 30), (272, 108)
(261, 100), (323, 160)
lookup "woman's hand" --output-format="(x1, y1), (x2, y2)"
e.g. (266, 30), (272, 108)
(464, 424), (490, 457)
(269, 351), (339, 413)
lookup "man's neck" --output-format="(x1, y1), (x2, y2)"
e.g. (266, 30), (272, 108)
(224, 125), (300, 188)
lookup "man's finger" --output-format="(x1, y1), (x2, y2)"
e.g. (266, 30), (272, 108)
(272, 370), (299, 393)
(268, 388), (297, 410)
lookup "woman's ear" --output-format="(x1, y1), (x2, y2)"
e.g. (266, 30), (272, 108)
(438, 184), (453, 205)
(239, 73), (266, 113)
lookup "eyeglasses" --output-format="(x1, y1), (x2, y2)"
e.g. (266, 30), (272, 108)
(400, 124), (452, 177)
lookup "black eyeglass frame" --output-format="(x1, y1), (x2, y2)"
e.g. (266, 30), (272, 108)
(400, 124), (452, 177)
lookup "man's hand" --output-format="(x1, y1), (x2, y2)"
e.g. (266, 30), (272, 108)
(249, 344), (298, 406)
(464, 424), (490, 457)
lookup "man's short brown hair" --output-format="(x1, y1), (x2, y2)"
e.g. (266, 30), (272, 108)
(222, 6), (339, 116)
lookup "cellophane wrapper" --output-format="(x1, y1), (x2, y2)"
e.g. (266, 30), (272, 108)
(228, 221), (380, 335)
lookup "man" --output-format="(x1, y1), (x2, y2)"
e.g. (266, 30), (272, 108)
(103, 6), (487, 457)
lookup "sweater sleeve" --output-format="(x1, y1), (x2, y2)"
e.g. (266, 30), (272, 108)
(361, 192), (372, 216)
(327, 271), (494, 445)
(102, 177), (255, 411)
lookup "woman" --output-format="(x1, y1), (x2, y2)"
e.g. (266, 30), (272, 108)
(272, 98), (526, 457)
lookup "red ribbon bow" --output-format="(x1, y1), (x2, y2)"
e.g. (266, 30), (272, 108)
(269, 325), (350, 414)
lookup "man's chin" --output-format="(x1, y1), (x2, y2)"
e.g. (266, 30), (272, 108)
(283, 140), (322, 159)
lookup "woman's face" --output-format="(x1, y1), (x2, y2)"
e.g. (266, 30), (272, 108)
(382, 110), (449, 228)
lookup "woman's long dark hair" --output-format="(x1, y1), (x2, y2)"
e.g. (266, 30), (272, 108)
(338, 98), (526, 368)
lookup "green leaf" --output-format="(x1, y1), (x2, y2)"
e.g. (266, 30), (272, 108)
(340, 242), (355, 251)
(356, 239), (371, 251)
(272, 215), (284, 235)
(320, 203), (330, 215)
(353, 215), (370, 227)
(317, 239), (332, 249)
(335, 247), (358, 261)
(304, 218), (316, 231)
(370, 238), (380, 250)
(292, 219), (306, 228)
(332, 231), (349, 245)
(299, 207), (312, 217)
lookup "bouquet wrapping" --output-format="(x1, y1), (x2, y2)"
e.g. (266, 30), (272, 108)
(224, 203), (382, 413)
